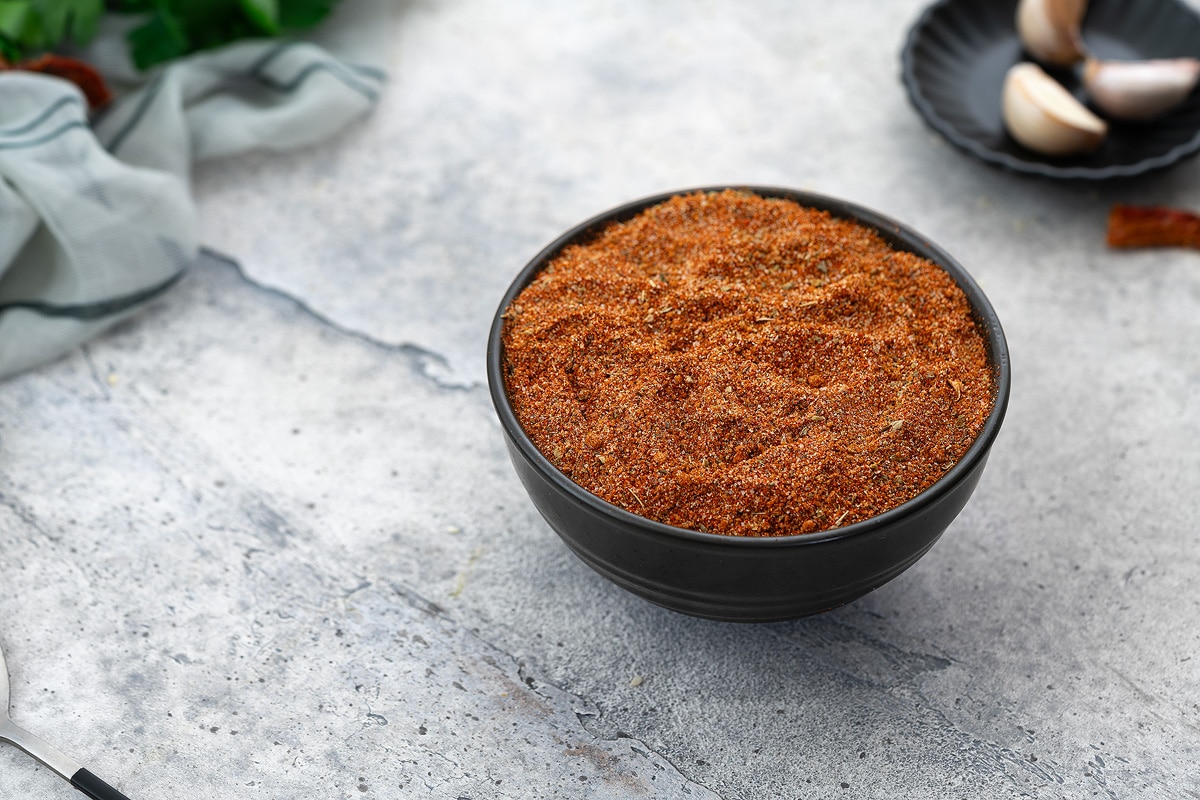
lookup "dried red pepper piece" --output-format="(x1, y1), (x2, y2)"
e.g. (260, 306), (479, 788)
(1107, 203), (1200, 250)
(0, 54), (112, 110)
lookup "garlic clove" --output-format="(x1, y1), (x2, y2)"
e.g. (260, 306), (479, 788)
(1016, 0), (1088, 67)
(1082, 57), (1200, 120)
(1002, 62), (1107, 156)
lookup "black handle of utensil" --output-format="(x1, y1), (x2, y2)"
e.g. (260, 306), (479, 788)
(70, 768), (132, 800)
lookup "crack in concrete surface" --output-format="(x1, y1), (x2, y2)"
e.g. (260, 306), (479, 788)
(0, 494), (57, 546)
(389, 580), (726, 799)
(202, 247), (474, 392)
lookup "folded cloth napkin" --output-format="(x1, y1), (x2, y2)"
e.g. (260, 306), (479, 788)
(0, 37), (384, 380)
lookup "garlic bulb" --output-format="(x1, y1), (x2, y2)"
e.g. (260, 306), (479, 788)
(1082, 57), (1200, 120)
(1016, 0), (1088, 67)
(1003, 62), (1107, 156)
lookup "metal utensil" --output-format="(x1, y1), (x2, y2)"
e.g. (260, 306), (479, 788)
(0, 641), (131, 800)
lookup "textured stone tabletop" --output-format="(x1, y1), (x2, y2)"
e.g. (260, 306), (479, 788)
(3, 1), (1200, 798)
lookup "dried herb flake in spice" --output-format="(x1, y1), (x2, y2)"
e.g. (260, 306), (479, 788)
(502, 190), (994, 537)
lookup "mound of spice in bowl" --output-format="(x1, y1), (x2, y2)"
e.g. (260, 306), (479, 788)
(501, 189), (995, 537)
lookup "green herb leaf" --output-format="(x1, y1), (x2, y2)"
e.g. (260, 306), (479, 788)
(160, 0), (242, 48)
(2, 0), (105, 58)
(238, 0), (278, 34)
(278, 0), (336, 29)
(1, 0), (347, 70)
(0, 1), (41, 48)
(32, 0), (104, 44)
(126, 8), (186, 69)
(103, 0), (155, 11)
(0, 0), (31, 34)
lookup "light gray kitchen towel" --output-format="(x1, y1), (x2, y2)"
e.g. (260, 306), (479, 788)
(0, 37), (384, 380)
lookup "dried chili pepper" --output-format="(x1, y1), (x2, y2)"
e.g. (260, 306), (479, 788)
(4, 54), (113, 110)
(1107, 203), (1200, 250)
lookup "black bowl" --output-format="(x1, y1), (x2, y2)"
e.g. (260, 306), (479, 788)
(901, 0), (1200, 179)
(487, 187), (1011, 622)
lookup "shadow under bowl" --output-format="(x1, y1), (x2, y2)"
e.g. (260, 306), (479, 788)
(487, 186), (1011, 622)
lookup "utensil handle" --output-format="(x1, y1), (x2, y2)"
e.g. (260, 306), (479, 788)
(70, 769), (132, 800)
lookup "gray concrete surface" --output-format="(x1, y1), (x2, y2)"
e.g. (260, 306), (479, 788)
(3, 0), (1200, 797)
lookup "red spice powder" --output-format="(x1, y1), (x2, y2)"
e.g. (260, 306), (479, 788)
(501, 190), (994, 537)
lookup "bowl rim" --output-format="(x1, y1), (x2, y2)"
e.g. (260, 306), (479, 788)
(487, 185), (1011, 548)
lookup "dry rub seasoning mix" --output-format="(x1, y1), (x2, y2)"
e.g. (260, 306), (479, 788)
(501, 190), (994, 537)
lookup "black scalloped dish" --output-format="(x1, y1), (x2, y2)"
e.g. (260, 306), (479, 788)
(902, 0), (1200, 179)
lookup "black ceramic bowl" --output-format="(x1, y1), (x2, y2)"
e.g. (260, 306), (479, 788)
(487, 187), (1011, 622)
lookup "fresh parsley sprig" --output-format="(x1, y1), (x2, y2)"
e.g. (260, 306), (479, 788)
(0, 0), (341, 68)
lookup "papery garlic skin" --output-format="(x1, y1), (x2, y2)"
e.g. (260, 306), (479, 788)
(1003, 62), (1107, 156)
(1016, 0), (1088, 67)
(1083, 57), (1200, 120)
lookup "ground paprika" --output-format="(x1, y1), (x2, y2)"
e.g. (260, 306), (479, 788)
(502, 190), (994, 537)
